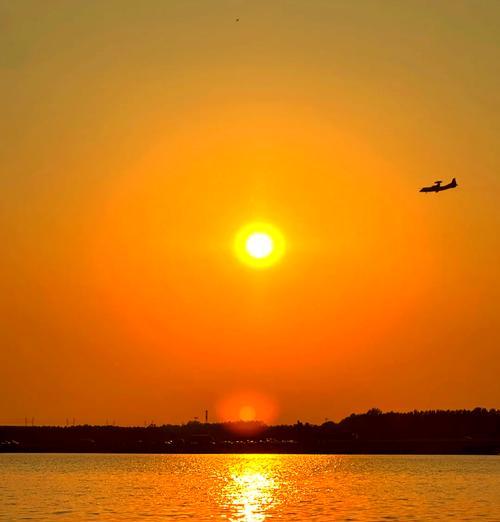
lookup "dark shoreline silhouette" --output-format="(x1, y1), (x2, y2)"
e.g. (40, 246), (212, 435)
(1, 409), (499, 455)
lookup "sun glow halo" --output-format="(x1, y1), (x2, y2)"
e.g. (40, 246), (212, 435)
(234, 222), (285, 268)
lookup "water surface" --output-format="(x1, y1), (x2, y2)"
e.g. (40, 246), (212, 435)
(1, 454), (499, 520)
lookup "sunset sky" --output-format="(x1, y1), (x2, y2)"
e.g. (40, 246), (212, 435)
(1, 1), (499, 425)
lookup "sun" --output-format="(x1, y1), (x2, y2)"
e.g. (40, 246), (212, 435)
(239, 405), (256, 422)
(234, 222), (286, 268)
(246, 233), (273, 259)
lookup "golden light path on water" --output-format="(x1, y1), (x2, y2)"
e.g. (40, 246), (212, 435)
(1, 454), (500, 520)
(222, 456), (280, 521)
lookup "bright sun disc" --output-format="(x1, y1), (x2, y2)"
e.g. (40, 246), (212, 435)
(234, 222), (285, 269)
(246, 233), (274, 259)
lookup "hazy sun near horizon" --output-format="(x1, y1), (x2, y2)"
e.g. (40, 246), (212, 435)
(239, 405), (257, 422)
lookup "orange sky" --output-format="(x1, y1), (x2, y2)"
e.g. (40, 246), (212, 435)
(1, 1), (499, 425)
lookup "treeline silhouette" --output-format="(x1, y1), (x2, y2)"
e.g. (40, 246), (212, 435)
(1, 408), (499, 454)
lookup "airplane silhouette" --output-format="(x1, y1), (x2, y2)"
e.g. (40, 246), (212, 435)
(419, 178), (458, 193)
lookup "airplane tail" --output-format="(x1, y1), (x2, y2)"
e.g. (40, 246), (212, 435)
(451, 177), (457, 186)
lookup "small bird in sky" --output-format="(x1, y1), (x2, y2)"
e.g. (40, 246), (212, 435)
(236, 18), (239, 22)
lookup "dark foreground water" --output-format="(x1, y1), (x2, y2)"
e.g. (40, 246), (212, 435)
(0, 454), (499, 521)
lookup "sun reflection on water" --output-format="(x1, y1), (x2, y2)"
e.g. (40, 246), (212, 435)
(221, 456), (282, 521)
(2, 455), (500, 520)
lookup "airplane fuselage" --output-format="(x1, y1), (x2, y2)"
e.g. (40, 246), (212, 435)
(420, 178), (458, 193)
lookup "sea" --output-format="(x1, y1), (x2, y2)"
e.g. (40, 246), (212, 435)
(1, 454), (499, 521)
